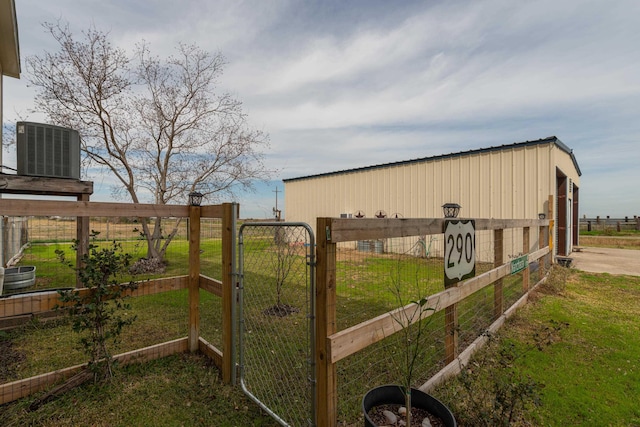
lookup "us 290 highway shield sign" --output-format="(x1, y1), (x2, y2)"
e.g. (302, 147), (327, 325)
(443, 219), (476, 288)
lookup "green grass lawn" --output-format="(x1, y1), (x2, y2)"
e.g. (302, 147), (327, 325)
(3, 267), (638, 426)
(3, 230), (640, 426)
(2, 236), (535, 425)
(434, 267), (640, 426)
(580, 229), (640, 237)
(8, 237), (224, 293)
(526, 272), (640, 425)
(0, 353), (279, 427)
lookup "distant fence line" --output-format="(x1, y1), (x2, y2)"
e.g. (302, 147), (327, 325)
(579, 216), (640, 232)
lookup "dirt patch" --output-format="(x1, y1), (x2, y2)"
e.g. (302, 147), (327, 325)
(262, 304), (300, 317)
(129, 257), (167, 275)
(0, 337), (27, 382)
(571, 247), (640, 276)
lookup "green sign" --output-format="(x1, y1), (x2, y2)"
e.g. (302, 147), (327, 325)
(510, 255), (528, 274)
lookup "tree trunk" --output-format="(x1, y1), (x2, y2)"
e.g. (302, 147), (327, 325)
(139, 218), (162, 261)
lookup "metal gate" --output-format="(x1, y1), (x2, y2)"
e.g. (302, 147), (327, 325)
(238, 222), (315, 427)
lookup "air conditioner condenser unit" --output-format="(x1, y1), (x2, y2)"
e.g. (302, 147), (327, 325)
(16, 121), (81, 180)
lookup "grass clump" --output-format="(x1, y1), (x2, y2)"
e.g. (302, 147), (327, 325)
(438, 321), (567, 426)
(537, 264), (570, 295)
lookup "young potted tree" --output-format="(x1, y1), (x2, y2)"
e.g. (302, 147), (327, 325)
(362, 265), (456, 427)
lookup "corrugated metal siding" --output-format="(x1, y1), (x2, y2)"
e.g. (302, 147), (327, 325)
(284, 141), (576, 238)
(553, 145), (581, 186)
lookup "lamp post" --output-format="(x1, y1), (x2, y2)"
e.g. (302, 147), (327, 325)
(188, 191), (203, 207)
(442, 203), (461, 218)
(186, 190), (203, 352)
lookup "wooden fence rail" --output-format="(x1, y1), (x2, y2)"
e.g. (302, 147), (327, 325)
(0, 338), (189, 404)
(315, 217), (551, 427)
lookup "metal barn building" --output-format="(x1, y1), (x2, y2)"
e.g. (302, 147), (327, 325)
(283, 136), (581, 257)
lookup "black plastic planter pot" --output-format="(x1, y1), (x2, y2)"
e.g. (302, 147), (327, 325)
(363, 385), (456, 427)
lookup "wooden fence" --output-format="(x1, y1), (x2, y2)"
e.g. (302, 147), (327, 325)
(0, 199), (236, 404)
(1, 198), (553, 426)
(314, 217), (551, 426)
(580, 216), (640, 232)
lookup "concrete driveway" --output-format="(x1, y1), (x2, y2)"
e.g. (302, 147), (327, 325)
(570, 247), (640, 276)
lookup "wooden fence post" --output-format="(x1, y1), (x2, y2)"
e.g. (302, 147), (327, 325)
(493, 229), (504, 320)
(522, 227), (530, 292)
(539, 222), (550, 269)
(188, 203), (201, 353)
(76, 193), (90, 288)
(221, 203), (235, 384)
(444, 302), (458, 364)
(316, 218), (337, 427)
(444, 265), (458, 364)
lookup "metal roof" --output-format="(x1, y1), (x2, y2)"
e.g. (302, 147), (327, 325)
(283, 136), (581, 183)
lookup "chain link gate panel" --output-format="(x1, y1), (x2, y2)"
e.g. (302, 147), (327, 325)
(238, 223), (315, 427)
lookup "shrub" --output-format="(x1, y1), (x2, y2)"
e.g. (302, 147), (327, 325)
(56, 232), (138, 382)
(436, 320), (568, 426)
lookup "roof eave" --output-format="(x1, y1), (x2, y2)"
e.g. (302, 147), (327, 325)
(0, 0), (21, 78)
(552, 137), (582, 177)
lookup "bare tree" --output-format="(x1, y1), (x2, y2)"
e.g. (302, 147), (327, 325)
(263, 228), (301, 317)
(26, 21), (271, 264)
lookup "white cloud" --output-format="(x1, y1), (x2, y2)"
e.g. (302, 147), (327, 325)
(4, 0), (640, 218)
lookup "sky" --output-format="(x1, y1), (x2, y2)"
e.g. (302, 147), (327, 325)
(3, 0), (639, 219)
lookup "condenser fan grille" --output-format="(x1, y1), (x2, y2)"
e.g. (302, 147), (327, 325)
(17, 122), (80, 179)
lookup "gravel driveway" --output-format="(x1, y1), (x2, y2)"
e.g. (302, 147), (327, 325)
(570, 247), (640, 276)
